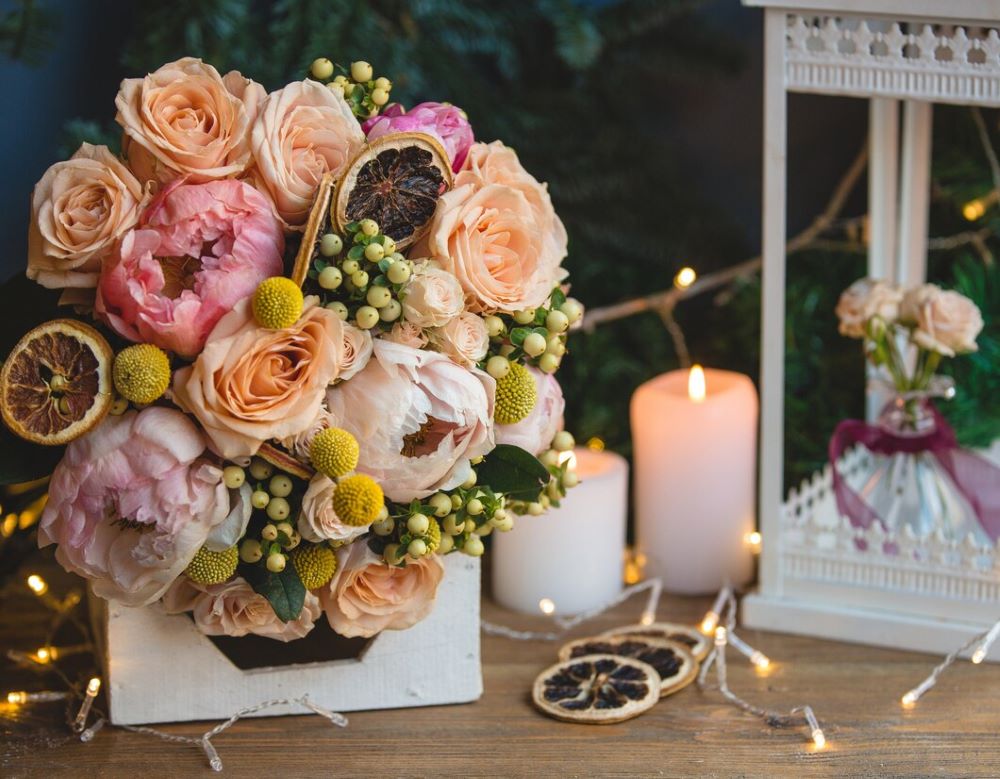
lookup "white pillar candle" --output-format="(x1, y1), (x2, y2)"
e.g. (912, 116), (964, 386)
(491, 448), (628, 616)
(631, 365), (758, 594)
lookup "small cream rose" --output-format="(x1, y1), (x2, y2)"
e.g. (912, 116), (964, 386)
(320, 541), (445, 638)
(338, 322), (373, 382)
(250, 80), (364, 228)
(903, 284), (983, 357)
(116, 57), (262, 185)
(384, 321), (429, 350)
(430, 311), (489, 367)
(835, 277), (903, 338)
(28, 143), (146, 290)
(401, 264), (465, 328)
(297, 474), (369, 544)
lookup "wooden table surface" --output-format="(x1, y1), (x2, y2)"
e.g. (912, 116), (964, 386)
(3, 578), (1000, 778)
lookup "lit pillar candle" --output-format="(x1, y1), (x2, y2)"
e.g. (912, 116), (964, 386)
(631, 365), (758, 594)
(491, 448), (628, 615)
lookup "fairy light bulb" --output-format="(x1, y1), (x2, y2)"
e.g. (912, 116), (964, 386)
(714, 626), (728, 647)
(701, 587), (730, 635)
(538, 598), (556, 616)
(901, 690), (918, 707)
(812, 728), (827, 749)
(972, 646), (987, 664)
(639, 611), (655, 626)
(674, 266), (697, 289)
(87, 678), (101, 696)
(7, 691), (26, 705)
(74, 678), (101, 732)
(750, 650), (771, 669)
(26, 574), (48, 596)
(744, 531), (762, 553)
(33, 646), (54, 664)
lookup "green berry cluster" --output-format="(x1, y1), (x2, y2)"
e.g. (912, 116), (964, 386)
(230, 457), (305, 574)
(368, 464), (513, 565)
(480, 288), (583, 381)
(507, 431), (580, 516)
(309, 58), (392, 119)
(307, 219), (413, 332)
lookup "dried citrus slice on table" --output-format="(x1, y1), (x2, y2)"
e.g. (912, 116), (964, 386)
(332, 132), (452, 250)
(0, 319), (112, 445)
(532, 654), (661, 724)
(559, 636), (698, 698)
(601, 621), (711, 661)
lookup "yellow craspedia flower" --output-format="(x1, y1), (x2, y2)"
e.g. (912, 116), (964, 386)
(310, 427), (360, 478)
(332, 474), (384, 527)
(185, 545), (239, 585)
(113, 344), (171, 404)
(252, 277), (304, 329)
(290, 543), (337, 589)
(423, 517), (442, 554)
(494, 361), (537, 424)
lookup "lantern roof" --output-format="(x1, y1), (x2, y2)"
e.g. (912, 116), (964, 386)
(743, 0), (1000, 25)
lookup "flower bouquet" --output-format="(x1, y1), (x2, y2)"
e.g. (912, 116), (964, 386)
(831, 277), (999, 545)
(4, 55), (581, 657)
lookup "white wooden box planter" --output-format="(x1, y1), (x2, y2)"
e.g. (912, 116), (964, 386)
(90, 555), (482, 725)
(741, 0), (1000, 657)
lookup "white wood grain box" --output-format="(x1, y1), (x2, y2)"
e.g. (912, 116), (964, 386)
(89, 555), (482, 725)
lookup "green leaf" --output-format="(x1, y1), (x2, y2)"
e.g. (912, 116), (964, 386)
(477, 444), (551, 500)
(510, 327), (529, 346)
(348, 244), (364, 260)
(240, 562), (305, 623)
(550, 287), (567, 310)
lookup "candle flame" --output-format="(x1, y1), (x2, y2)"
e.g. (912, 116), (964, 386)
(688, 364), (706, 403)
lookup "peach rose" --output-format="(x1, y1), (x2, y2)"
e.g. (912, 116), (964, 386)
(116, 58), (263, 185)
(430, 311), (489, 367)
(297, 474), (370, 544)
(28, 143), (146, 290)
(413, 180), (565, 313)
(384, 321), (429, 349)
(320, 541), (444, 638)
(401, 264), (465, 327)
(163, 577), (321, 641)
(250, 80), (364, 228)
(902, 284), (983, 357)
(172, 296), (345, 459)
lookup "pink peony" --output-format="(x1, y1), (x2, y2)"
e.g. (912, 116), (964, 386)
(163, 576), (321, 641)
(495, 367), (565, 455)
(38, 408), (229, 607)
(325, 339), (495, 502)
(96, 179), (283, 357)
(362, 102), (474, 172)
(320, 541), (444, 638)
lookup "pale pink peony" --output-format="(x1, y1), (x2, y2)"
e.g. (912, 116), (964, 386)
(320, 541), (444, 638)
(28, 143), (147, 291)
(297, 474), (370, 544)
(401, 264), (465, 328)
(430, 311), (489, 367)
(902, 284), (983, 357)
(362, 102), (474, 172)
(172, 296), (345, 459)
(38, 408), (228, 607)
(95, 179), (283, 357)
(495, 367), (565, 455)
(163, 576), (321, 641)
(250, 80), (364, 228)
(116, 58), (263, 185)
(325, 339), (495, 502)
(835, 277), (903, 338)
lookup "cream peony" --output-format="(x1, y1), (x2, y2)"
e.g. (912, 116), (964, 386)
(401, 263), (465, 328)
(249, 80), (364, 228)
(163, 577), (321, 641)
(172, 296), (345, 459)
(28, 143), (146, 290)
(297, 474), (370, 544)
(835, 277), (903, 338)
(495, 367), (565, 454)
(116, 57), (263, 185)
(320, 541), (444, 638)
(902, 284), (983, 357)
(38, 408), (228, 607)
(430, 311), (489, 367)
(325, 339), (495, 502)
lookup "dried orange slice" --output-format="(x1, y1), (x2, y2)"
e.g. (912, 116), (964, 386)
(532, 654), (660, 724)
(601, 621), (711, 661)
(0, 319), (112, 445)
(332, 132), (452, 251)
(291, 171), (336, 288)
(559, 636), (698, 698)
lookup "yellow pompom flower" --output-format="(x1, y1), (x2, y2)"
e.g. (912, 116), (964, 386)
(423, 517), (442, 554)
(185, 546), (239, 585)
(332, 474), (384, 527)
(494, 361), (537, 424)
(113, 344), (171, 404)
(310, 427), (360, 478)
(290, 544), (337, 589)
(252, 277), (304, 329)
